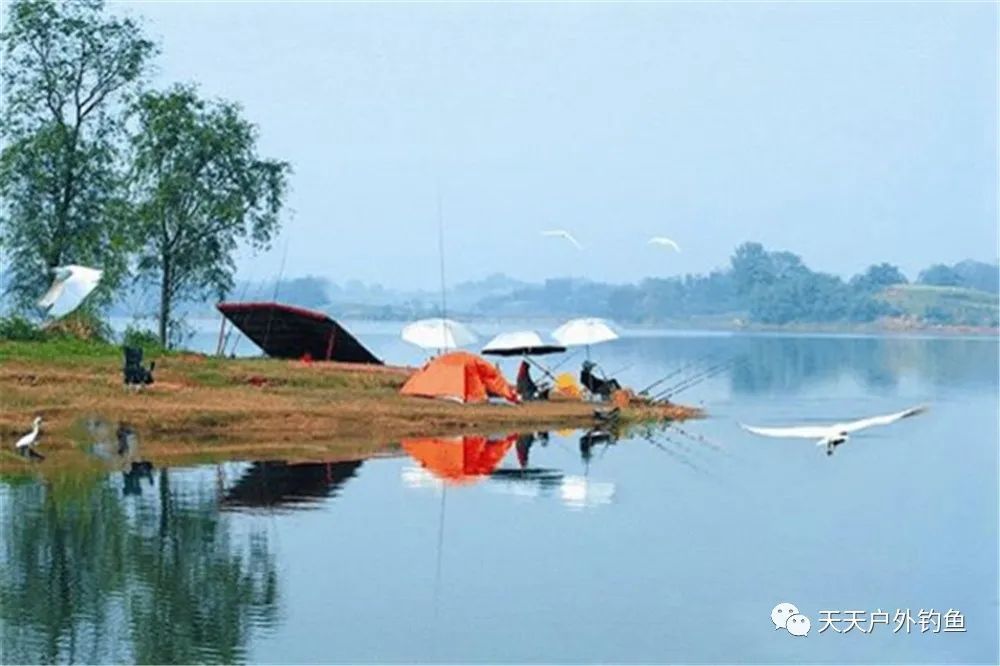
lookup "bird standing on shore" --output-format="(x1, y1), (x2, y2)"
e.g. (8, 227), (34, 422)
(15, 416), (44, 460)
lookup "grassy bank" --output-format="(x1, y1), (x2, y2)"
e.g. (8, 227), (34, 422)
(0, 339), (700, 475)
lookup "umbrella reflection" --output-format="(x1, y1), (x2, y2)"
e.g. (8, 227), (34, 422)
(560, 475), (616, 509)
(222, 460), (363, 511)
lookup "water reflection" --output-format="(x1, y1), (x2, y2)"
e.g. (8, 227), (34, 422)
(85, 420), (158, 497)
(604, 334), (998, 398)
(559, 475), (616, 508)
(222, 460), (363, 511)
(729, 335), (998, 394)
(401, 435), (517, 486)
(0, 469), (279, 664)
(4, 333), (995, 664)
(392, 427), (722, 510)
(122, 461), (155, 496)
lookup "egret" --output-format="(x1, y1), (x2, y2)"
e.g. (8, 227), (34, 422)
(38, 265), (103, 318)
(541, 229), (583, 250)
(15, 416), (43, 451)
(648, 236), (681, 252)
(741, 405), (927, 455)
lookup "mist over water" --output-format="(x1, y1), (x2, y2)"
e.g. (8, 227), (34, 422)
(2, 330), (997, 664)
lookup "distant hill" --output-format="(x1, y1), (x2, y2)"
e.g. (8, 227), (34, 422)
(879, 284), (999, 328)
(918, 260), (999, 294)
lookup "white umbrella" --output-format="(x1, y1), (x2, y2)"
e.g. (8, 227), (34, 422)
(553, 317), (618, 346)
(552, 317), (619, 361)
(481, 330), (566, 357)
(402, 318), (477, 351)
(37, 265), (103, 318)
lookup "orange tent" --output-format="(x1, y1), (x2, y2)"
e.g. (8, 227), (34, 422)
(400, 351), (520, 404)
(402, 434), (518, 485)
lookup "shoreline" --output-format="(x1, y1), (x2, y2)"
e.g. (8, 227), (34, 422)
(0, 345), (701, 475)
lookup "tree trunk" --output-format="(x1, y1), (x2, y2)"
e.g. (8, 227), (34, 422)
(159, 257), (171, 347)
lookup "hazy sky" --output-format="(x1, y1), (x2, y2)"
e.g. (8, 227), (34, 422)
(122, 1), (997, 289)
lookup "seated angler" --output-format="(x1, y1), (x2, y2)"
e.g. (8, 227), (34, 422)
(516, 360), (550, 401)
(580, 360), (621, 399)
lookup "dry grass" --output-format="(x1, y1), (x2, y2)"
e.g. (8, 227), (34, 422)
(0, 346), (701, 474)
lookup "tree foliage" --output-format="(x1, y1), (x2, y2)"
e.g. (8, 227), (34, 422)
(918, 260), (1000, 293)
(479, 244), (923, 325)
(0, 0), (156, 309)
(918, 264), (963, 287)
(129, 85), (290, 345)
(850, 263), (908, 292)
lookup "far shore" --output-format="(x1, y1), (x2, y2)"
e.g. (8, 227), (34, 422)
(114, 312), (1000, 342)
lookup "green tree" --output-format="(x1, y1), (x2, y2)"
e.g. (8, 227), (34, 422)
(0, 0), (156, 310)
(730, 242), (775, 295)
(918, 264), (963, 287)
(851, 263), (908, 292)
(129, 85), (290, 346)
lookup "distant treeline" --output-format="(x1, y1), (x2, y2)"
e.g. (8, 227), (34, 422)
(188, 243), (998, 328)
(479, 244), (998, 326)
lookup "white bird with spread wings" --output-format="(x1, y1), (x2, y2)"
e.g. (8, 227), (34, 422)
(541, 229), (583, 250)
(741, 405), (927, 454)
(38, 265), (103, 318)
(648, 236), (681, 252)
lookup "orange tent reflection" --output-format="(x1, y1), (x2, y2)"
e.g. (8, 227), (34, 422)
(402, 434), (518, 485)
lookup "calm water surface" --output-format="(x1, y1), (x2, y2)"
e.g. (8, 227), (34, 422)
(2, 331), (997, 664)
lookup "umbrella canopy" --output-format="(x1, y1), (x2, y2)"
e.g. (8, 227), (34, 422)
(552, 318), (619, 347)
(481, 330), (566, 357)
(402, 318), (477, 351)
(37, 265), (103, 318)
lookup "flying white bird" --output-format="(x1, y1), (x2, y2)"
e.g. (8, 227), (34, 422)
(648, 237), (681, 252)
(541, 229), (583, 250)
(741, 405), (927, 455)
(15, 416), (43, 450)
(38, 265), (103, 318)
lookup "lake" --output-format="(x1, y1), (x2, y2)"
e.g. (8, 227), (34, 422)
(2, 327), (997, 664)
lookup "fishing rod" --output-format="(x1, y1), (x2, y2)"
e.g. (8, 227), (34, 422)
(524, 355), (559, 382)
(651, 359), (731, 400)
(605, 362), (634, 378)
(654, 357), (737, 401)
(638, 353), (717, 396)
(643, 434), (706, 475)
(548, 348), (582, 374)
(220, 274), (253, 356)
(660, 357), (744, 400)
(667, 422), (728, 456)
(261, 235), (291, 353)
(662, 362), (734, 400)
